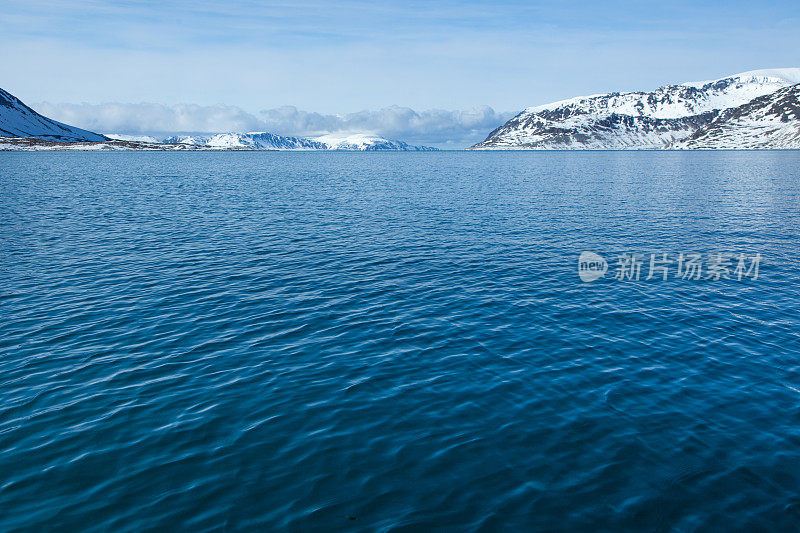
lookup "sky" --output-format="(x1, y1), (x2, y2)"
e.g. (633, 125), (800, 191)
(2, 0), (799, 147)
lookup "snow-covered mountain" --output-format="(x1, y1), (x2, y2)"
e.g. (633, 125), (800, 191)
(0, 87), (107, 142)
(471, 69), (800, 150)
(160, 132), (436, 151)
(161, 132), (327, 150)
(0, 87), (434, 150)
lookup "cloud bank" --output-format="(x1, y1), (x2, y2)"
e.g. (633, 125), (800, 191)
(259, 106), (514, 148)
(33, 102), (515, 148)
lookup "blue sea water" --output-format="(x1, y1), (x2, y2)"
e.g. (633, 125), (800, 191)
(1, 150), (800, 531)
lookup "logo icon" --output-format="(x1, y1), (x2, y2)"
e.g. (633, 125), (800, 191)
(578, 251), (607, 282)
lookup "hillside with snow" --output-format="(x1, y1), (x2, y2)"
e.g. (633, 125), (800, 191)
(675, 84), (800, 149)
(0, 88), (107, 142)
(470, 69), (800, 150)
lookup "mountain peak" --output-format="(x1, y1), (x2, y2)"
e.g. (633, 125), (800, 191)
(683, 68), (800, 88)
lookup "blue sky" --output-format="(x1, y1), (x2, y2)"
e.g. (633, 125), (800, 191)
(2, 1), (798, 146)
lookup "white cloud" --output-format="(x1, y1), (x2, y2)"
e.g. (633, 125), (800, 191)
(33, 102), (263, 136)
(32, 102), (515, 148)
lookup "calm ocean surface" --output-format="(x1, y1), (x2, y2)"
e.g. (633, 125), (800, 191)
(2, 151), (800, 531)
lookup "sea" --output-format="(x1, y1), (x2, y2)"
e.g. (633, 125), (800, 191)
(2, 150), (800, 531)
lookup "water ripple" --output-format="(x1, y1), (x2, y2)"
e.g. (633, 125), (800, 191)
(1, 151), (800, 530)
